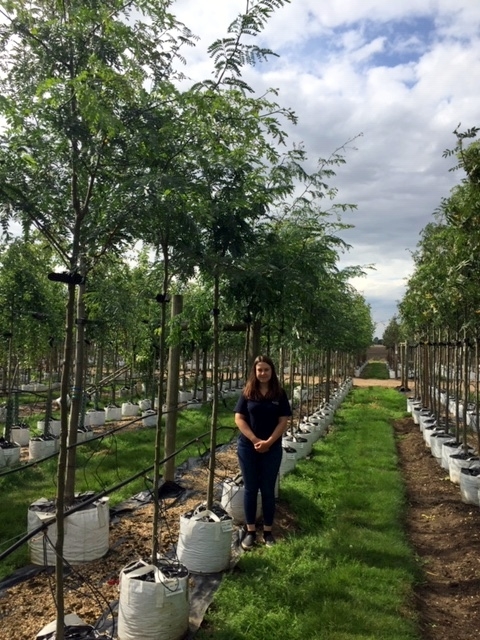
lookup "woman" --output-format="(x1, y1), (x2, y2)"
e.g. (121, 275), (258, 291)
(234, 355), (292, 549)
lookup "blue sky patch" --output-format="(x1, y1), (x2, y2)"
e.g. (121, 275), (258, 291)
(274, 15), (438, 72)
(365, 16), (437, 66)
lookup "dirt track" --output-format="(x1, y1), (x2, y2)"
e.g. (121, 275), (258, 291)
(353, 377), (401, 388)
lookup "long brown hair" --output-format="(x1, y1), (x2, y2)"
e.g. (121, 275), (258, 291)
(243, 355), (282, 400)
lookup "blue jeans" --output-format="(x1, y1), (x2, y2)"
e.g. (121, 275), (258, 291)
(237, 437), (282, 527)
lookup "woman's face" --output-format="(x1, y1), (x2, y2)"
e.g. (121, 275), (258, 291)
(255, 362), (272, 384)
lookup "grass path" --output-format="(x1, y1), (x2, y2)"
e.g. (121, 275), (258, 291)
(197, 387), (422, 640)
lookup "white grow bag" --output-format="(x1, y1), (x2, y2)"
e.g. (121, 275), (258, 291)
(185, 399), (203, 410)
(220, 478), (262, 524)
(406, 397), (416, 413)
(304, 412), (324, 426)
(282, 434), (310, 459)
(77, 427), (95, 443)
(138, 399), (151, 412)
(458, 465), (480, 503)
(11, 425), (30, 446)
(32, 383), (48, 392)
(412, 404), (422, 425)
(319, 409), (334, 427)
(142, 410), (157, 427)
(117, 559), (189, 640)
(441, 442), (473, 471)
(449, 455), (480, 485)
(122, 402), (139, 417)
(28, 497), (109, 566)
(0, 444), (22, 467)
(177, 508), (233, 573)
(279, 446), (297, 478)
(37, 419), (61, 437)
(423, 426), (444, 448)
(418, 412), (434, 432)
(298, 427), (319, 448)
(440, 441), (462, 470)
(304, 414), (328, 435)
(105, 405), (122, 421)
(178, 390), (193, 403)
(430, 433), (453, 462)
(29, 437), (57, 461)
(86, 409), (105, 427)
(419, 417), (436, 435)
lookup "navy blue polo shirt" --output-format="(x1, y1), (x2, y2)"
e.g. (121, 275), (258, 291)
(234, 390), (292, 445)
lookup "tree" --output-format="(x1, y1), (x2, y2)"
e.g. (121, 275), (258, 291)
(0, 237), (64, 376)
(0, 2), (197, 635)
(0, 237), (64, 442)
(383, 317), (402, 351)
(218, 142), (362, 363)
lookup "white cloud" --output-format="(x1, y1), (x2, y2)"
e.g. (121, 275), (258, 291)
(171, 0), (479, 337)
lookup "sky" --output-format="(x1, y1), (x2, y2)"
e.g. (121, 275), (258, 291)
(172, 0), (480, 338)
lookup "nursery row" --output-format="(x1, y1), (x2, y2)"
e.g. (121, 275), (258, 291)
(0, 386), (245, 469)
(0, 347), (357, 472)
(0, 378), (354, 639)
(408, 397), (480, 506)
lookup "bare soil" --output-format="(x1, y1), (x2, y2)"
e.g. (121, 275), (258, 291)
(393, 414), (480, 640)
(1, 369), (479, 639)
(353, 377), (401, 388)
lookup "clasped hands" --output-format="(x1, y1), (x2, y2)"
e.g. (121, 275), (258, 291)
(253, 439), (270, 453)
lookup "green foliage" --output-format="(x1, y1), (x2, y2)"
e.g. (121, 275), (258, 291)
(212, 139), (374, 354)
(0, 0), (195, 267)
(85, 253), (163, 367)
(204, 0), (291, 92)
(383, 316), (403, 349)
(400, 127), (480, 339)
(0, 237), (65, 370)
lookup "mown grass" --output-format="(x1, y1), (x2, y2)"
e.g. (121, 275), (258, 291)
(0, 400), (237, 580)
(360, 361), (390, 379)
(197, 387), (422, 640)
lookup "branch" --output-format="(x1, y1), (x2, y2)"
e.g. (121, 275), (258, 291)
(0, 7), (70, 72)
(0, 183), (70, 266)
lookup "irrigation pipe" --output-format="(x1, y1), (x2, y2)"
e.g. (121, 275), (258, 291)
(0, 426), (235, 563)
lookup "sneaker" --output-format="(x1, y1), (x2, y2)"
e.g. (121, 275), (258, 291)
(263, 531), (276, 547)
(241, 531), (256, 551)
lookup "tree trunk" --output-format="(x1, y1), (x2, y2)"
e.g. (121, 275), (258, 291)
(325, 348), (332, 404)
(207, 275), (220, 509)
(193, 346), (200, 399)
(65, 272), (86, 505)
(202, 349), (208, 402)
(55, 281), (77, 640)
(151, 253), (169, 563)
(95, 345), (104, 410)
(248, 318), (262, 369)
(462, 329), (469, 447)
(164, 295), (182, 482)
(244, 321), (250, 378)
